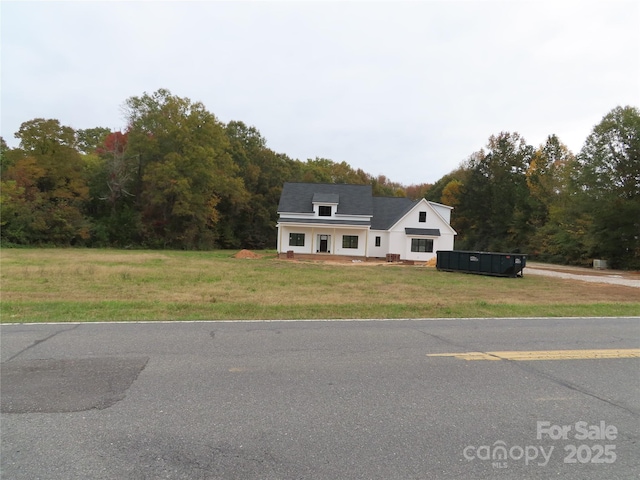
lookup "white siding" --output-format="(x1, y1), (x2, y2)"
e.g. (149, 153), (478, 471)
(334, 228), (367, 256)
(429, 202), (453, 224)
(367, 231), (390, 258)
(387, 199), (455, 261)
(278, 225), (314, 254)
(387, 231), (407, 258)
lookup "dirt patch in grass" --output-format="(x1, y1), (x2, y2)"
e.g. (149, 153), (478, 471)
(233, 249), (262, 259)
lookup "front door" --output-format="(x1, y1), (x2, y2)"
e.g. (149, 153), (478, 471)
(319, 235), (329, 253)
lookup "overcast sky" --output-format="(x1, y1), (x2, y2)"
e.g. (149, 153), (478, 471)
(2, 1), (638, 185)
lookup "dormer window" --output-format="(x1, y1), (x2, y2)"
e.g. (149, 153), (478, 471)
(313, 193), (339, 216)
(319, 205), (332, 216)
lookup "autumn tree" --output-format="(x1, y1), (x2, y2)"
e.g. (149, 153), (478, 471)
(405, 183), (432, 200)
(124, 89), (246, 248)
(1, 119), (90, 245)
(84, 131), (144, 246)
(524, 135), (582, 262)
(94, 131), (134, 210)
(0, 158), (45, 244)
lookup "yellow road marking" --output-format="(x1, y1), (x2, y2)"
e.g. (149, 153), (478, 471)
(427, 349), (640, 361)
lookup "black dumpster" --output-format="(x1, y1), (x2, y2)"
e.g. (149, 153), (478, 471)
(436, 251), (526, 277)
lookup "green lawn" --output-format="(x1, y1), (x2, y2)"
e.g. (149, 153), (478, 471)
(1, 249), (638, 322)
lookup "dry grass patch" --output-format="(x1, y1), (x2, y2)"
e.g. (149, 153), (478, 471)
(1, 249), (639, 322)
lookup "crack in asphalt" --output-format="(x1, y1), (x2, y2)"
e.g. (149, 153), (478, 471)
(511, 360), (640, 417)
(417, 327), (640, 417)
(4, 324), (81, 362)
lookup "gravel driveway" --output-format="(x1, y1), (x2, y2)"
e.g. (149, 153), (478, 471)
(526, 262), (640, 288)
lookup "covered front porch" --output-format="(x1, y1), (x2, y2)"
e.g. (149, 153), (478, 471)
(276, 223), (369, 257)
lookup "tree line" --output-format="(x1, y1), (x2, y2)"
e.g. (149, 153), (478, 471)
(425, 106), (639, 269)
(1, 89), (638, 268)
(0, 89), (407, 251)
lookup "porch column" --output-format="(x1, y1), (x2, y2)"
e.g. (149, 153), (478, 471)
(333, 228), (336, 254)
(365, 228), (369, 258)
(277, 223), (282, 253)
(311, 227), (315, 253)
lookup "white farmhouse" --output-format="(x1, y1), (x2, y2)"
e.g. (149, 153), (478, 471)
(276, 182), (456, 261)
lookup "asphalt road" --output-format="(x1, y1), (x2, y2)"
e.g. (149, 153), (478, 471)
(1, 317), (639, 480)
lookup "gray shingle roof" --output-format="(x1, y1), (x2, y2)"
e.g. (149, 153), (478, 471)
(278, 183), (373, 215)
(371, 197), (417, 230)
(278, 183), (436, 230)
(312, 193), (340, 204)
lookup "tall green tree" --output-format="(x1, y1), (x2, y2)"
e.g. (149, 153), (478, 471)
(455, 133), (534, 251)
(223, 121), (301, 248)
(576, 106), (640, 268)
(0, 137), (18, 173)
(525, 135), (581, 262)
(76, 127), (112, 154)
(124, 89), (246, 248)
(16, 118), (76, 154)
